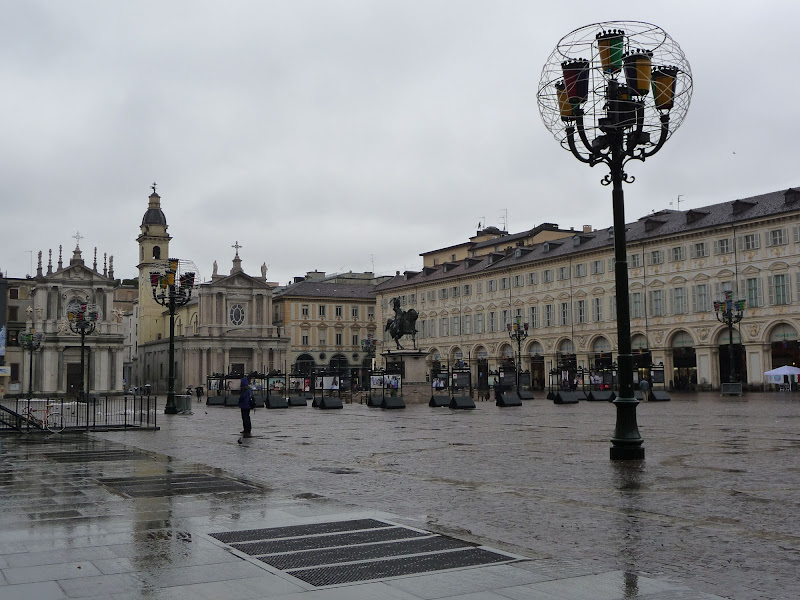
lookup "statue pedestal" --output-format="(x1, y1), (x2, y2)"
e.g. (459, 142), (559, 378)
(383, 348), (429, 404)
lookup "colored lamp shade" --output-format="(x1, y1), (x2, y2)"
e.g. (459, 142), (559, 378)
(185, 272), (196, 288)
(169, 258), (179, 272)
(623, 51), (652, 95)
(166, 272), (176, 286)
(555, 81), (574, 120)
(561, 59), (590, 104)
(150, 272), (160, 286)
(651, 66), (678, 110)
(596, 30), (624, 73)
(159, 275), (168, 289)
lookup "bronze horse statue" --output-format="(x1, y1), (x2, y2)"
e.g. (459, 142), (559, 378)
(385, 297), (418, 350)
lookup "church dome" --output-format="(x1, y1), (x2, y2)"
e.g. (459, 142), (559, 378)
(141, 191), (167, 226)
(141, 207), (167, 226)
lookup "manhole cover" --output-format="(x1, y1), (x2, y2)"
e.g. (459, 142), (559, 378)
(98, 473), (260, 498)
(45, 449), (149, 462)
(209, 518), (519, 587)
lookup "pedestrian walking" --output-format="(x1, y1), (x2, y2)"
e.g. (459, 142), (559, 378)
(639, 377), (650, 401)
(238, 375), (253, 438)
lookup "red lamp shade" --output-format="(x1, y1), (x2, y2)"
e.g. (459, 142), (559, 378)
(150, 272), (160, 286)
(596, 30), (625, 73)
(561, 59), (590, 104)
(555, 81), (574, 121)
(651, 66), (678, 110)
(623, 51), (653, 95)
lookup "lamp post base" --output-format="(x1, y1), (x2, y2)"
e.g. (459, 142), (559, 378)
(610, 397), (645, 461)
(610, 445), (645, 461)
(164, 393), (178, 414)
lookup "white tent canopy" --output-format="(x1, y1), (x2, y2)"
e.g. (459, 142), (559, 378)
(764, 365), (800, 383)
(764, 365), (800, 376)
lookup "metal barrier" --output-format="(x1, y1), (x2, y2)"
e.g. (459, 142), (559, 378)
(0, 395), (159, 433)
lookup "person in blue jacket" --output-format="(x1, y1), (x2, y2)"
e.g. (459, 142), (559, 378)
(238, 375), (252, 437)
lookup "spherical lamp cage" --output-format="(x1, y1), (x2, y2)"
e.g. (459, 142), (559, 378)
(537, 21), (692, 154)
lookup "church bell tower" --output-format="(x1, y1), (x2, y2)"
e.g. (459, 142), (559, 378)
(136, 184), (171, 346)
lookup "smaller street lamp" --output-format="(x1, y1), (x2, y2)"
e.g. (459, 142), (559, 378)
(19, 330), (45, 399)
(150, 259), (195, 414)
(714, 291), (745, 395)
(67, 301), (99, 401)
(507, 316), (529, 390)
(361, 334), (377, 362)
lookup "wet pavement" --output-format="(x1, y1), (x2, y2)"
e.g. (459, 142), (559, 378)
(1, 391), (798, 599)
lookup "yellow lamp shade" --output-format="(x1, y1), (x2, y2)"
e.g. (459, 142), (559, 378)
(651, 66), (678, 110)
(555, 81), (574, 120)
(166, 272), (175, 286)
(169, 258), (179, 272)
(623, 51), (652, 95)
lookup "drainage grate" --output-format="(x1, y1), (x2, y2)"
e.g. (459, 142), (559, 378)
(231, 526), (427, 555)
(210, 518), (518, 587)
(45, 450), (149, 463)
(210, 518), (389, 544)
(259, 535), (469, 570)
(98, 473), (260, 498)
(289, 548), (512, 587)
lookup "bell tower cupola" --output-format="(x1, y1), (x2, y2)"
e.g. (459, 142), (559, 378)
(136, 183), (172, 345)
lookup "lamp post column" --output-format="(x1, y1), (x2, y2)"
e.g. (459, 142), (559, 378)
(715, 292), (745, 391)
(608, 130), (643, 460)
(166, 293), (177, 413)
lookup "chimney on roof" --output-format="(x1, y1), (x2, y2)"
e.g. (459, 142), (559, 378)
(583, 225), (592, 233)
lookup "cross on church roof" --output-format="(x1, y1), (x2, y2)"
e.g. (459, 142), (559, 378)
(232, 240), (242, 257)
(151, 181), (157, 194)
(73, 231), (83, 250)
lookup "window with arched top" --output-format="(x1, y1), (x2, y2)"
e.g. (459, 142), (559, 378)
(152, 246), (161, 260)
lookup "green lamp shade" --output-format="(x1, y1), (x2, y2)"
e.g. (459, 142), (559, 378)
(596, 30), (624, 73)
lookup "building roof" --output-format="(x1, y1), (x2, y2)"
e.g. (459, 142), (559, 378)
(273, 280), (377, 301)
(374, 188), (800, 292)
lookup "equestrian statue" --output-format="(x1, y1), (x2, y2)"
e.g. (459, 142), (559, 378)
(385, 297), (419, 350)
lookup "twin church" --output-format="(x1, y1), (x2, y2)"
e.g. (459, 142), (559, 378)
(135, 188), (289, 392)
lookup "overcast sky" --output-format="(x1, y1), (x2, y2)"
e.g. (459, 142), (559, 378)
(2, 1), (797, 285)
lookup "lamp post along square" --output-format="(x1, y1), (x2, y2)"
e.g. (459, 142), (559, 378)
(537, 21), (693, 460)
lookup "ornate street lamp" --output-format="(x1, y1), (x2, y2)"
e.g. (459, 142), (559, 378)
(19, 330), (45, 399)
(67, 300), (99, 401)
(507, 316), (529, 390)
(714, 291), (745, 394)
(150, 259), (195, 414)
(538, 22), (692, 460)
(361, 334), (377, 362)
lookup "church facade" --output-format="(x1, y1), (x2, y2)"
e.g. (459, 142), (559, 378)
(1, 243), (124, 397)
(135, 189), (288, 394)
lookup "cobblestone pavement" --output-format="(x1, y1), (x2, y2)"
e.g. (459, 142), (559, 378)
(82, 391), (800, 600)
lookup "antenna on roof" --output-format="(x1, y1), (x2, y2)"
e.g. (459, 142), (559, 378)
(670, 195), (684, 210)
(477, 217), (485, 229)
(499, 209), (508, 232)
